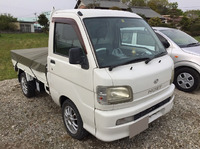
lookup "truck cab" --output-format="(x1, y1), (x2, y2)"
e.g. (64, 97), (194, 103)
(47, 9), (174, 141)
(11, 9), (175, 142)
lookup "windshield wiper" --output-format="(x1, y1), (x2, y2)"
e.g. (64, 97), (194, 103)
(145, 51), (167, 64)
(108, 58), (149, 71)
(108, 52), (167, 71)
(187, 42), (200, 47)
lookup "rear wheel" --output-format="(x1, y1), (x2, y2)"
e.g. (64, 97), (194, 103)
(62, 100), (88, 140)
(174, 68), (200, 92)
(20, 73), (35, 98)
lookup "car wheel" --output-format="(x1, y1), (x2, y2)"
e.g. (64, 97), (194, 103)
(62, 100), (88, 140)
(20, 73), (35, 98)
(174, 68), (200, 92)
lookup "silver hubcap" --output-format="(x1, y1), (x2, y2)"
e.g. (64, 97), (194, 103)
(177, 72), (194, 89)
(64, 106), (78, 134)
(21, 77), (28, 94)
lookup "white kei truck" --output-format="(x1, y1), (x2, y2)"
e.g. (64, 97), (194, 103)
(11, 9), (175, 142)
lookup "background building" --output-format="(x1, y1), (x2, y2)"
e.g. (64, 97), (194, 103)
(75, 0), (128, 10)
(131, 6), (164, 20)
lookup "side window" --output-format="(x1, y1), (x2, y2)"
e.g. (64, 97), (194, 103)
(121, 31), (137, 44)
(54, 23), (83, 57)
(120, 27), (155, 51)
(137, 30), (155, 46)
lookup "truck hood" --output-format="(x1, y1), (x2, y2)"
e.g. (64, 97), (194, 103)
(182, 46), (200, 56)
(105, 55), (173, 101)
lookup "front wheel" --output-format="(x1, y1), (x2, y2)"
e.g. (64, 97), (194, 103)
(62, 100), (88, 140)
(174, 68), (200, 92)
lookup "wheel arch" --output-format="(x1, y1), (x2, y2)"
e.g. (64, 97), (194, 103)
(59, 95), (86, 129)
(18, 69), (24, 82)
(59, 96), (80, 112)
(174, 61), (200, 74)
(175, 66), (200, 76)
(60, 95), (71, 107)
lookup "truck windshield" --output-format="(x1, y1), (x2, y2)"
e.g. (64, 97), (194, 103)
(84, 18), (166, 68)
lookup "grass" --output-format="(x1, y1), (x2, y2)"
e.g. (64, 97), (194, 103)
(0, 33), (48, 81)
(0, 33), (200, 81)
(194, 36), (200, 42)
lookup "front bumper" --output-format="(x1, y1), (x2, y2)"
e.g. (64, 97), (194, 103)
(94, 84), (175, 142)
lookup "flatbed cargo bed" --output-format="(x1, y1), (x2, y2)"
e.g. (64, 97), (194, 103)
(11, 47), (48, 73)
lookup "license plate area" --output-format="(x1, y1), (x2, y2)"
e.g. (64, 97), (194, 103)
(149, 110), (163, 123)
(129, 116), (149, 138)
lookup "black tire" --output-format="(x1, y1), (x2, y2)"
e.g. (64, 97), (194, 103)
(20, 73), (36, 98)
(174, 68), (200, 92)
(62, 100), (88, 140)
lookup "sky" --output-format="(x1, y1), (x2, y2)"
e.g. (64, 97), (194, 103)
(0, 0), (200, 18)
(168, 0), (200, 11)
(0, 0), (77, 18)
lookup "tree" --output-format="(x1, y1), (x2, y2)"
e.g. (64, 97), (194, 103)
(86, 3), (100, 8)
(188, 18), (200, 36)
(179, 16), (191, 31)
(122, 0), (147, 6)
(109, 6), (122, 10)
(147, 0), (169, 15)
(0, 14), (17, 31)
(168, 2), (183, 17)
(189, 22), (200, 36)
(38, 14), (49, 32)
(131, 0), (146, 6)
(86, 0), (100, 8)
(148, 17), (162, 26)
(185, 10), (200, 19)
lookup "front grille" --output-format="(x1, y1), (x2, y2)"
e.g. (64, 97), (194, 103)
(134, 97), (171, 121)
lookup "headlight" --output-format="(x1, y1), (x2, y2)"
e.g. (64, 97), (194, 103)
(97, 86), (133, 105)
(170, 68), (174, 84)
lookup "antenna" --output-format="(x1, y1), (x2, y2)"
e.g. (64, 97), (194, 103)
(50, 7), (56, 18)
(34, 12), (37, 22)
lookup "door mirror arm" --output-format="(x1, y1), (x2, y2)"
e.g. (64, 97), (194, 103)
(80, 55), (89, 69)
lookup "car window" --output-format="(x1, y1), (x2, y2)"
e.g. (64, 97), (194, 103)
(121, 27), (156, 50)
(160, 29), (198, 48)
(54, 23), (83, 57)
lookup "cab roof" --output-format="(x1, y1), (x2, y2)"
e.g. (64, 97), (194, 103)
(53, 9), (141, 19)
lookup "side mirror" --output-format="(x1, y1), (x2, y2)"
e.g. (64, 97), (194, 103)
(69, 48), (89, 70)
(156, 32), (170, 49)
(162, 40), (170, 49)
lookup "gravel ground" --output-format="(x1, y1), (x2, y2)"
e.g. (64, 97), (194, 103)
(0, 79), (200, 149)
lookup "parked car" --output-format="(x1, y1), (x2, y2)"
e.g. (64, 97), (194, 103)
(153, 27), (200, 92)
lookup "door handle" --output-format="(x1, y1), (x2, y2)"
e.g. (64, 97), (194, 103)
(50, 59), (55, 64)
